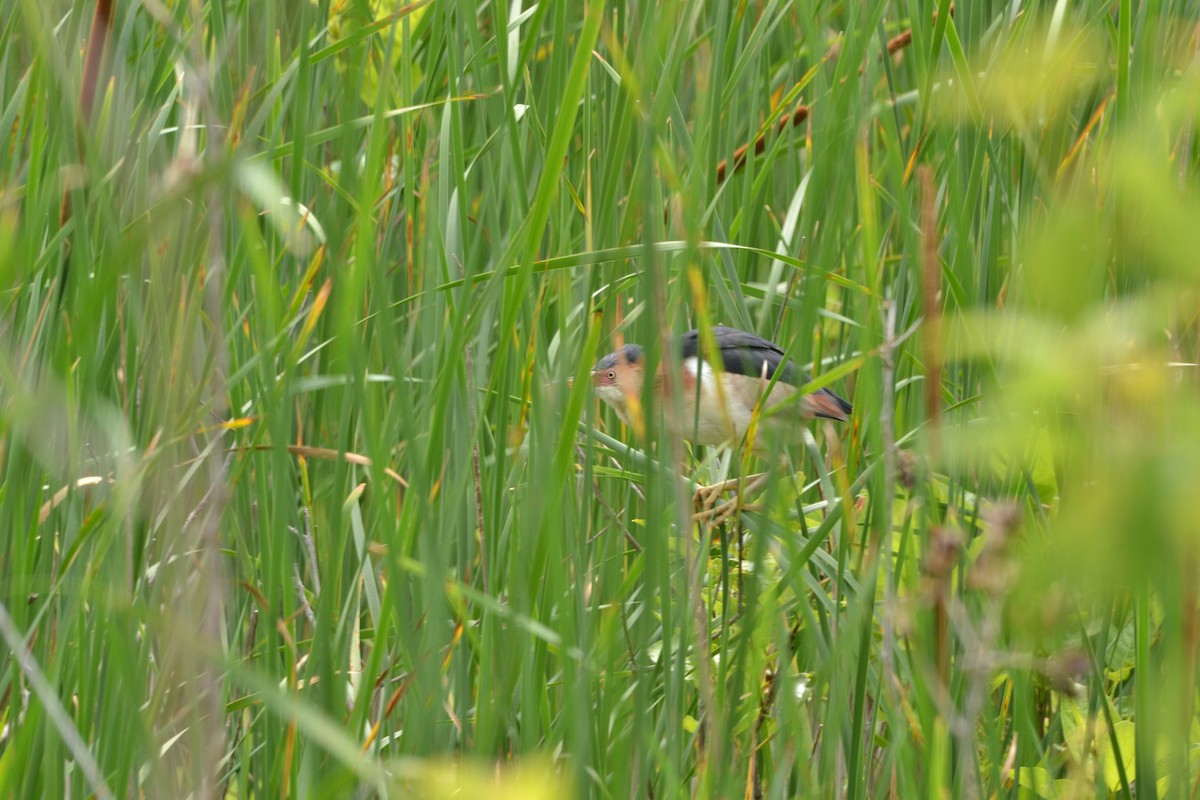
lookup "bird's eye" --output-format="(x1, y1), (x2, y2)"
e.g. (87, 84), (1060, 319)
(607, 370), (616, 380)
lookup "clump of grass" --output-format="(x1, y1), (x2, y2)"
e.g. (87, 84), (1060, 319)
(1, 1), (1199, 797)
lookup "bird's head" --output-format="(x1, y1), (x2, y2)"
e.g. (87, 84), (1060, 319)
(590, 344), (645, 417)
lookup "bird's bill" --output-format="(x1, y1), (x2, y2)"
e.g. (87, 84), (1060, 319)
(540, 377), (575, 392)
(540, 372), (612, 390)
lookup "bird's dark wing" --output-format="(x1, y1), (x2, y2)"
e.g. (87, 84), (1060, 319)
(678, 326), (804, 385)
(677, 326), (853, 420)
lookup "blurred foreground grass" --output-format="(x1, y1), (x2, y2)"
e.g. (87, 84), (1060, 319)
(2, 1), (1200, 797)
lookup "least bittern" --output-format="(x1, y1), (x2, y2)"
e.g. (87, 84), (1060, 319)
(591, 326), (851, 518)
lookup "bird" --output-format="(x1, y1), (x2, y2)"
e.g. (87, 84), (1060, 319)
(590, 326), (851, 519)
(591, 326), (851, 455)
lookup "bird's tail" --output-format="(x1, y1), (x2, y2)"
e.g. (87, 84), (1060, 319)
(805, 388), (853, 421)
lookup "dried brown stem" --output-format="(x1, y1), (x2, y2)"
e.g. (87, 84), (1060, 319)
(918, 165), (942, 453)
(715, 5), (954, 185)
(58, 0), (116, 300)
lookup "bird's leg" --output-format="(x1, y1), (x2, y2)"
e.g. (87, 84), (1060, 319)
(692, 471), (771, 523)
(691, 452), (805, 524)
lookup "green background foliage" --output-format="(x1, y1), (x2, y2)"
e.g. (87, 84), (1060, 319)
(2, 0), (1200, 797)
